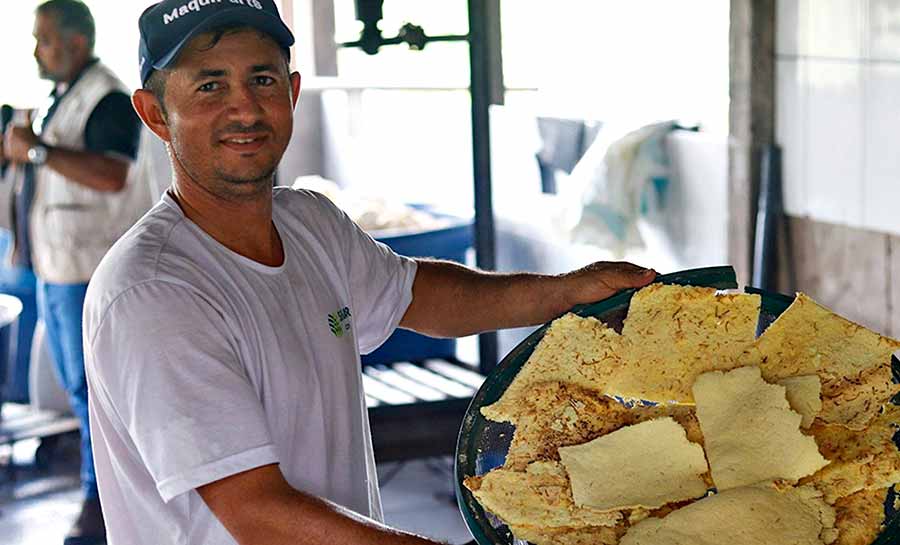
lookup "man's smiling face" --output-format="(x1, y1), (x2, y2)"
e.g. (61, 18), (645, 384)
(160, 28), (299, 200)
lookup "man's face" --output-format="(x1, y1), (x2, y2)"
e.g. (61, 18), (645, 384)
(160, 29), (297, 200)
(33, 12), (76, 82)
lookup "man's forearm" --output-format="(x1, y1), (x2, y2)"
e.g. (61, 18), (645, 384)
(401, 259), (656, 338)
(215, 484), (444, 545)
(44, 146), (128, 192)
(402, 259), (570, 338)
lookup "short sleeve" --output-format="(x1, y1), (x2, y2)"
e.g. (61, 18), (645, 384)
(84, 92), (141, 160)
(311, 195), (417, 354)
(86, 281), (279, 503)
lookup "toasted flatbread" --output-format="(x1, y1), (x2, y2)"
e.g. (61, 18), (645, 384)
(606, 284), (760, 403)
(463, 461), (622, 529)
(743, 293), (900, 429)
(481, 313), (624, 424)
(503, 381), (704, 472)
(832, 487), (889, 545)
(803, 405), (900, 503)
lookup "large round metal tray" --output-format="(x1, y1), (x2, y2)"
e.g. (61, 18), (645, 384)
(454, 266), (900, 545)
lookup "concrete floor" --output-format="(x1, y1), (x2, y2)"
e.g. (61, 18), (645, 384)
(0, 435), (474, 545)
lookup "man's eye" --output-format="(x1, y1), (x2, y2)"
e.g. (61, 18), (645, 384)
(198, 82), (220, 92)
(253, 76), (275, 86)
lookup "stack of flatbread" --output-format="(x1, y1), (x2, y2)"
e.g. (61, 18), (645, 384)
(465, 284), (900, 545)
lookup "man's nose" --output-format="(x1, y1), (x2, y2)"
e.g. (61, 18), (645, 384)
(225, 84), (265, 123)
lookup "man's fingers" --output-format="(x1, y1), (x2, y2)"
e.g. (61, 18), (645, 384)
(607, 267), (656, 290)
(585, 261), (656, 288)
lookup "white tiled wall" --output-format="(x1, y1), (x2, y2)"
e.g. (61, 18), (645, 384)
(777, 0), (900, 236)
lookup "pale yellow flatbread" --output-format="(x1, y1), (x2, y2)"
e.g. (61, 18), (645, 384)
(779, 375), (823, 429)
(559, 417), (709, 511)
(832, 487), (889, 545)
(503, 381), (705, 472)
(463, 461), (622, 529)
(742, 293), (900, 429)
(621, 484), (837, 545)
(606, 284), (760, 403)
(803, 404), (900, 503)
(692, 366), (828, 491)
(481, 313), (624, 424)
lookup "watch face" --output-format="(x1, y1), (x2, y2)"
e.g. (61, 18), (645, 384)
(27, 145), (47, 165)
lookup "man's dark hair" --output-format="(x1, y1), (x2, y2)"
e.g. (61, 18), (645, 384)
(143, 24), (291, 117)
(37, 0), (96, 52)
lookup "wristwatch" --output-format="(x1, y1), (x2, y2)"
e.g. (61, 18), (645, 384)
(27, 144), (49, 165)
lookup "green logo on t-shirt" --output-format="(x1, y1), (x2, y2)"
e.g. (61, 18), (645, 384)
(328, 306), (352, 337)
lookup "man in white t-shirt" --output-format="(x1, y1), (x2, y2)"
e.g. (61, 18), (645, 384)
(83, 1), (657, 544)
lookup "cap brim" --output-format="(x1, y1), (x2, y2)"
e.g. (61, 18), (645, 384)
(153, 8), (295, 71)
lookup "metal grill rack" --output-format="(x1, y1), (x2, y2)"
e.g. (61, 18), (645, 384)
(0, 403), (79, 477)
(365, 358), (485, 463)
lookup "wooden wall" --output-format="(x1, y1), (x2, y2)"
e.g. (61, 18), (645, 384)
(779, 215), (899, 337)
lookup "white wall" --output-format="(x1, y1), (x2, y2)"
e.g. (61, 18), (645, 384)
(777, 0), (900, 235)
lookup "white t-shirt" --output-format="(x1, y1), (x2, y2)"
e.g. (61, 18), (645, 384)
(84, 188), (417, 545)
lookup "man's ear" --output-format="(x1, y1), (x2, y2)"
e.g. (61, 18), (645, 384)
(132, 89), (171, 143)
(70, 33), (90, 60)
(290, 72), (302, 109)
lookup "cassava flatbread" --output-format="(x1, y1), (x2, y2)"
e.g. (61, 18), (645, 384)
(481, 313), (624, 424)
(558, 417), (709, 511)
(620, 484), (837, 545)
(779, 375), (823, 429)
(803, 405), (900, 503)
(503, 381), (636, 470)
(605, 284), (760, 403)
(692, 366), (828, 490)
(463, 461), (622, 529)
(832, 487), (889, 545)
(742, 293), (900, 429)
(503, 381), (705, 472)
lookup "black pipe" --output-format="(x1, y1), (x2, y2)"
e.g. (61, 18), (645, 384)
(751, 144), (782, 291)
(340, 0), (500, 372)
(468, 0), (498, 373)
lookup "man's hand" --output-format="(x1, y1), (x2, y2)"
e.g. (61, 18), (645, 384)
(3, 114), (38, 164)
(558, 261), (656, 308)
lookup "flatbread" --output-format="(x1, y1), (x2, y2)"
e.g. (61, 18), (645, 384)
(503, 381), (636, 470)
(803, 405), (900, 503)
(481, 313), (624, 424)
(779, 375), (823, 429)
(620, 484), (837, 545)
(742, 293), (900, 429)
(558, 417), (709, 511)
(832, 487), (889, 545)
(692, 366), (828, 491)
(463, 461), (622, 529)
(503, 381), (705, 472)
(606, 284), (760, 403)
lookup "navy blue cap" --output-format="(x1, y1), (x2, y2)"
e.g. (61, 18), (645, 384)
(138, 0), (295, 85)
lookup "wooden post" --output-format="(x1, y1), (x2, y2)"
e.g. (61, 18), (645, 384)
(729, 0), (776, 286)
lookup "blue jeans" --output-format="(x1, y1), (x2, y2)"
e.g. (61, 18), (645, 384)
(37, 280), (96, 499)
(0, 265), (37, 403)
